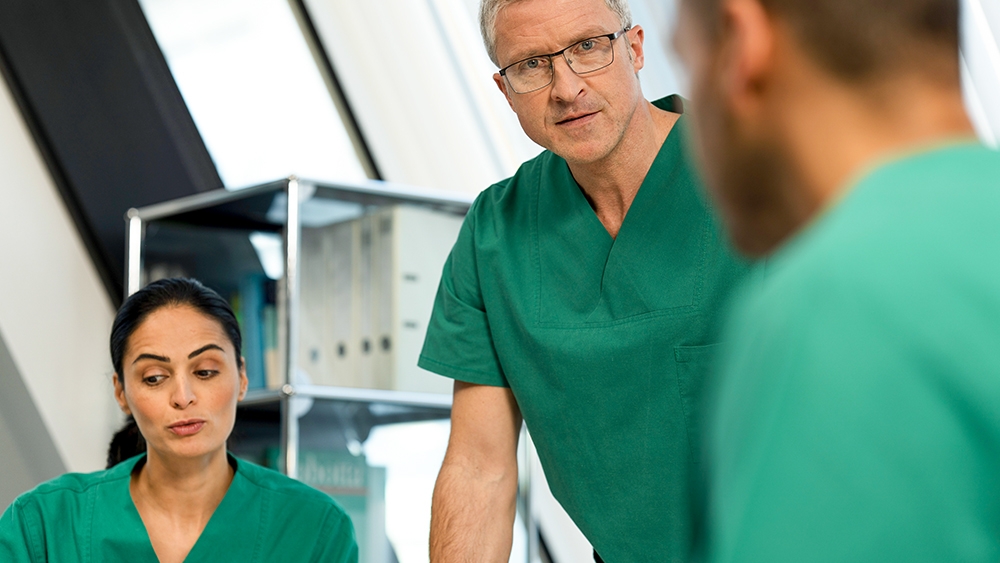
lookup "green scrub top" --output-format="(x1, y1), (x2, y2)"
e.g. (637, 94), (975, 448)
(0, 454), (358, 562)
(420, 95), (751, 562)
(707, 144), (1000, 563)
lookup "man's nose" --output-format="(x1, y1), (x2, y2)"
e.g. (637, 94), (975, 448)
(549, 55), (585, 103)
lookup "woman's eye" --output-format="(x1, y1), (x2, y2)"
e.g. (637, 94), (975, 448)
(143, 374), (166, 385)
(195, 370), (219, 379)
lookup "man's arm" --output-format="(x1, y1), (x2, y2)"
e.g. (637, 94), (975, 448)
(430, 380), (522, 562)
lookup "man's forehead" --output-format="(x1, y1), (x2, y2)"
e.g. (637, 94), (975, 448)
(494, 0), (620, 64)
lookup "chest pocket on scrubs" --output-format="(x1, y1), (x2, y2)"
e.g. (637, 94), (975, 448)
(675, 343), (722, 462)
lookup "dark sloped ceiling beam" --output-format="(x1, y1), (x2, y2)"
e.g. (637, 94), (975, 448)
(0, 0), (223, 305)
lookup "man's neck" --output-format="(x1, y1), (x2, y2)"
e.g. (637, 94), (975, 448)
(567, 100), (680, 238)
(779, 71), (977, 223)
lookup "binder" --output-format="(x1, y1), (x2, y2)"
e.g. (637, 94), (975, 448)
(327, 219), (358, 387)
(356, 216), (375, 389)
(299, 227), (328, 384)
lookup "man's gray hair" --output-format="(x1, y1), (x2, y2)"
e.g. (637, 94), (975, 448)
(480, 0), (633, 67)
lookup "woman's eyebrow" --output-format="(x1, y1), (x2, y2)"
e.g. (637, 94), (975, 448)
(188, 343), (225, 359)
(132, 353), (169, 365)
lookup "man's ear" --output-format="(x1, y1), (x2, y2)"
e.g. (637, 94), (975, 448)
(627, 25), (646, 73)
(494, 72), (516, 110)
(113, 375), (131, 415)
(720, 0), (776, 113)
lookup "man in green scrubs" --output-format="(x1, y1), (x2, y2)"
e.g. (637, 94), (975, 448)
(672, 0), (1000, 561)
(421, 0), (748, 561)
(0, 454), (357, 561)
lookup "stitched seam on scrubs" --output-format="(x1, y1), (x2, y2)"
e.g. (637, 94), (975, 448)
(536, 303), (702, 328)
(533, 153), (543, 327)
(692, 212), (712, 312)
(250, 483), (268, 562)
(19, 500), (44, 562)
(418, 354), (507, 381)
(84, 485), (96, 563)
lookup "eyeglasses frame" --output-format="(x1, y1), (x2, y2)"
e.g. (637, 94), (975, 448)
(498, 27), (632, 94)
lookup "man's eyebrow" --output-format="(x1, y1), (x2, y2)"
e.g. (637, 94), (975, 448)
(132, 353), (169, 365)
(188, 344), (225, 359)
(507, 28), (617, 64)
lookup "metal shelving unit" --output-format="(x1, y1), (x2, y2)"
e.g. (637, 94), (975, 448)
(123, 177), (536, 563)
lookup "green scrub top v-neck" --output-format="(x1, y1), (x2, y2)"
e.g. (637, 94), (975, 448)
(420, 95), (752, 562)
(707, 143), (1000, 563)
(0, 454), (357, 562)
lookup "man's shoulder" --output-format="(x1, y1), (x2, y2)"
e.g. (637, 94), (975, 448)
(463, 148), (560, 235)
(474, 148), (555, 206)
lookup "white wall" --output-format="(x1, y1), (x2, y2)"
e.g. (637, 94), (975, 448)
(0, 75), (119, 474)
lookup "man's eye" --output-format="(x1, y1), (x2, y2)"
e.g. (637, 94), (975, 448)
(579, 40), (595, 51)
(520, 58), (544, 71)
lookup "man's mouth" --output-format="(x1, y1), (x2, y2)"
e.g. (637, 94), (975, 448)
(556, 111), (598, 125)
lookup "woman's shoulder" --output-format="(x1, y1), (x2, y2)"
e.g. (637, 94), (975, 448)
(231, 457), (357, 552)
(9, 458), (134, 512)
(233, 457), (347, 514)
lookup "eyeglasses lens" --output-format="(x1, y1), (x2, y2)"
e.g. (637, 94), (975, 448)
(506, 35), (615, 94)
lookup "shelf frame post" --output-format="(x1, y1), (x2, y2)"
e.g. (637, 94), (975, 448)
(280, 176), (304, 478)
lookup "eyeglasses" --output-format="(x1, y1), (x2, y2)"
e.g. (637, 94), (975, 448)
(499, 28), (630, 94)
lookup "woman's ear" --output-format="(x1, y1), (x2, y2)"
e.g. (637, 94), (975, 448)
(113, 375), (131, 415)
(238, 359), (249, 401)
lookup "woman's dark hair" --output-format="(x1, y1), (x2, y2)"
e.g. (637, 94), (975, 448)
(106, 277), (242, 468)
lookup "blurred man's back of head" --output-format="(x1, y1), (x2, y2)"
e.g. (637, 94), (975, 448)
(688, 0), (960, 83)
(674, 0), (973, 256)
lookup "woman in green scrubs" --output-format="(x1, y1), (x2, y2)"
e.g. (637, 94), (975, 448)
(0, 278), (357, 562)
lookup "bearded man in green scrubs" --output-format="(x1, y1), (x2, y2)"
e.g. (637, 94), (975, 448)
(672, 0), (1000, 561)
(420, 0), (749, 561)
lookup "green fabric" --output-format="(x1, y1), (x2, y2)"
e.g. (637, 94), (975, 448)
(0, 454), (358, 562)
(707, 143), (1000, 563)
(420, 95), (752, 562)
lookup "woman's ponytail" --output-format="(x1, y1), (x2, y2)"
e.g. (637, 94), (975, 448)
(106, 415), (145, 468)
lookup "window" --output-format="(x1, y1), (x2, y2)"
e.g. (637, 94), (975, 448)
(962, 0), (1000, 147)
(138, 0), (370, 189)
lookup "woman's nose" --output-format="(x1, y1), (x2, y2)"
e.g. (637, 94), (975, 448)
(171, 375), (196, 408)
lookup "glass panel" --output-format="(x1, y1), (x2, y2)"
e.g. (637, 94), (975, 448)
(229, 396), (529, 563)
(138, 0), (369, 188)
(961, 0), (1000, 146)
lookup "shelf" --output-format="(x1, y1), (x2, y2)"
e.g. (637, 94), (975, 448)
(241, 384), (452, 409)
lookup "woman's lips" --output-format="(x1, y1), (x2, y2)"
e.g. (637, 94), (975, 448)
(168, 420), (206, 436)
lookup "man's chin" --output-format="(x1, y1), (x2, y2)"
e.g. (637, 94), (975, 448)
(553, 140), (615, 166)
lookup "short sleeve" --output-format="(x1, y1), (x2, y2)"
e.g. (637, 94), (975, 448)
(707, 274), (1000, 563)
(310, 507), (358, 563)
(0, 498), (40, 562)
(418, 196), (508, 387)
